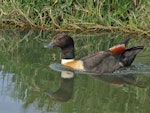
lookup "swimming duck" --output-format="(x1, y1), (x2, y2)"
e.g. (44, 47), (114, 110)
(45, 33), (144, 73)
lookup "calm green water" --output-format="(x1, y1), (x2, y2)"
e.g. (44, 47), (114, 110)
(0, 28), (150, 113)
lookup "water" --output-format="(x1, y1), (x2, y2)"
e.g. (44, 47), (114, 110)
(0, 28), (150, 113)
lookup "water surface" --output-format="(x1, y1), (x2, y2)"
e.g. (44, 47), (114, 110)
(0, 28), (150, 113)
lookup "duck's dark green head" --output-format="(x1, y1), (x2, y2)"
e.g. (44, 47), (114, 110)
(45, 33), (75, 59)
(44, 33), (74, 49)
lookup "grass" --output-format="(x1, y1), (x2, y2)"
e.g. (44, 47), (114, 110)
(0, 0), (150, 37)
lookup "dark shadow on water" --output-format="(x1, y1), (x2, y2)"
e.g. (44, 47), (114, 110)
(44, 74), (74, 102)
(46, 62), (150, 102)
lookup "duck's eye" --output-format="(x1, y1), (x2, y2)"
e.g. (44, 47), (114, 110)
(58, 38), (63, 41)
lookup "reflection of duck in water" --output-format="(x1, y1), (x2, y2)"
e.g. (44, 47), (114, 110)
(45, 33), (144, 73)
(91, 74), (144, 88)
(50, 63), (145, 88)
(44, 70), (144, 102)
(45, 65), (144, 102)
(45, 71), (74, 102)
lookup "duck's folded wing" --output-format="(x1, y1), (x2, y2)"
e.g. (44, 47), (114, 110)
(81, 51), (120, 73)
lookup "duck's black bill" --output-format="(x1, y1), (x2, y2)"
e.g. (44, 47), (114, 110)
(44, 42), (55, 48)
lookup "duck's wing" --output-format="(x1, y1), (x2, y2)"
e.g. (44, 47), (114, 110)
(81, 51), (121, 73)
(81, 51), (112, 64)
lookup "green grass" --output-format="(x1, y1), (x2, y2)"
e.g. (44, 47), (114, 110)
(0, 0), (150, 37)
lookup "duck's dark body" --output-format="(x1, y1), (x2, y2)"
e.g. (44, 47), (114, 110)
(81, 51), (120, 73)
(45, 33), (144, 73)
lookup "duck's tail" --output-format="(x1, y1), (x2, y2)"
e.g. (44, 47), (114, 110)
(119, 38), (130, 46)
(120, 46), (144, 66)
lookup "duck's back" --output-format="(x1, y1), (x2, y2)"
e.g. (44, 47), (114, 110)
(81, 51), (121, 73)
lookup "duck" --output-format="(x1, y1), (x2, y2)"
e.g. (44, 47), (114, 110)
(44, 33), (144, 73)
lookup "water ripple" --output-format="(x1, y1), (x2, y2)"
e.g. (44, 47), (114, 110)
(49, 63), (150, 76)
